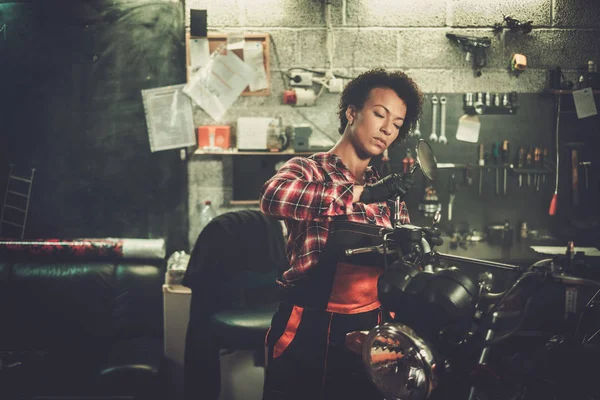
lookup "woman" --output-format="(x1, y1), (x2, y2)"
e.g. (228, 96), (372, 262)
(259, 68), (424, 400)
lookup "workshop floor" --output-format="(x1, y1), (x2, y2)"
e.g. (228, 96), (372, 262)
(219, 350), (264, 400)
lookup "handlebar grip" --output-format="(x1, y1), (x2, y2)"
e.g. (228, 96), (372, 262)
(345, 246), (379, 256)
(345, 245), (398, 256)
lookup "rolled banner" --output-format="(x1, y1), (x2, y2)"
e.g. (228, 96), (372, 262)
(121, 238), (166, 260)
(0, 238), (166, 260)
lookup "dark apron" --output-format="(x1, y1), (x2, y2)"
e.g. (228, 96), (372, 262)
(262, 220), (391, 400)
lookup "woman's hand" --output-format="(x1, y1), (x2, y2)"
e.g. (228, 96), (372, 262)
(358, 173), (415, 204)
(422, 226), (443, 247)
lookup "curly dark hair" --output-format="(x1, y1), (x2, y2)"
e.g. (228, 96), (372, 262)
(337, 69), (424, 145)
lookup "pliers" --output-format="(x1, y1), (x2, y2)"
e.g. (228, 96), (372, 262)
(402, 149), (415, 173)
(380, 148), (392, 176)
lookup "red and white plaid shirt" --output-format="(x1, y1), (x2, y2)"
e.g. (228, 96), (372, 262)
(259, 152), (410, 285)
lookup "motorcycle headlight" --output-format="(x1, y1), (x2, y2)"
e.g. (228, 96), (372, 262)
(362, 323), (439, 400)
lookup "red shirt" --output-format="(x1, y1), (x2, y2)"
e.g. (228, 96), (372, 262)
(259, 152), (410, 285)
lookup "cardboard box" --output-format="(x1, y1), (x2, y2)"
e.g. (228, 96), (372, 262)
(197, 125), (231, 149)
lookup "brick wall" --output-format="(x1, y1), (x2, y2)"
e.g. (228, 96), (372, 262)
(185, 0), (600, 248)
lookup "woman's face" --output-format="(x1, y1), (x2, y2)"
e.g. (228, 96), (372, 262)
(346, 87), (407, 159)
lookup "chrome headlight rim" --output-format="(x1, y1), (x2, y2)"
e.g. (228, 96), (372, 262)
(361, 322), (438, 400)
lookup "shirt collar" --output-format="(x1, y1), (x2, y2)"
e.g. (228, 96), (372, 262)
(310, 152), (380, 183)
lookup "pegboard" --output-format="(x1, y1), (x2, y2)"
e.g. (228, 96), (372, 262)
(386, 93), (559, 238)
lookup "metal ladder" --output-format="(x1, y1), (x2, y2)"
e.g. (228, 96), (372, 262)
(0, 164), (36, 239)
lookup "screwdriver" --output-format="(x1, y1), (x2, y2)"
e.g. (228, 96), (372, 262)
(448, 173), (457, 222)
(526, 147), (533, 187)
(517, 146), (525, 187)
(492, 142), (500, 195)
(501, 140), (509, 196)
(580, 161), (591, 190)
(542, 148), (549, 184)
(478, 143), (485, 195)
(465, 165), (473, 186)
(534, 147), (541, 191)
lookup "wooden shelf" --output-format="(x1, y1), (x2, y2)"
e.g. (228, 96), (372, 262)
(193, 149), (316, 156)
(549, 89), (600, 94)
(228, 200), (260, 206)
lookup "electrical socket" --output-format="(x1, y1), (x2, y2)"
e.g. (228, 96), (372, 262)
(328, 77), (344, 93)
(290, 72), (313, 87)
(295, 88), (316, 106)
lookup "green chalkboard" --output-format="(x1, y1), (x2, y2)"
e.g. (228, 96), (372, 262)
(0, 1), (188, 252)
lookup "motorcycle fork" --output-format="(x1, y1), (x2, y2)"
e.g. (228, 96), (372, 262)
(467, 312), (500, 400)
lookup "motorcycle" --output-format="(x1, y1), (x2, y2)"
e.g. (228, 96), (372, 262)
(344, 140), (600, 400)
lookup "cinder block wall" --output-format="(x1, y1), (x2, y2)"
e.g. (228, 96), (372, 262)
(185, 0), (600, 249)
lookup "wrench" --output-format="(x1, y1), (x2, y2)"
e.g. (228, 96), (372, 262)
(439, 96), (448, 144)
(429, 95), (439, 143)
(412, 120), (421, 137)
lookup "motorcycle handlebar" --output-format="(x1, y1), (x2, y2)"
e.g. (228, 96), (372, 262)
(554, 274), (600, 289)
(344, 245), (398, 256)
(436, 253), (521, 271)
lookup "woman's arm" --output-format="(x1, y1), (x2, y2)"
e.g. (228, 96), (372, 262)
(260, 157), (361, 221)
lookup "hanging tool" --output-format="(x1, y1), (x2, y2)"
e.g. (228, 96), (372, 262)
(412, 120), (421, 137)
(429, 95), (439, 142)
(465, 93), (474, 108)
(380, 148), (391, 177)
(485, 92), (492, 108)
(526, 147), (533, 188)
(580, 161), (591, 190)
(402, 149), (415, 173)
(439, 97), (448, 144)
(465, 165), (473, 186)
(565, 142), (584, 207)
(542, 148), (549, 184)
(448, 173), (458, 222)
(478, 143), (485, 195)
(474, 92), (486, 115)
(492, 142), (500, 195)
(549, 96), (561, 216)
(517, 146), (525, 187)
(446, 33), (491, 77)
(501, 140), (509, 196)
(493, 15), (533, 35)
(534, 147), (541, 191)
(571, 147), (579, 206)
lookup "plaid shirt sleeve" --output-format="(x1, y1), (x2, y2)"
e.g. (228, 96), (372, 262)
(259, 157), (355, 220)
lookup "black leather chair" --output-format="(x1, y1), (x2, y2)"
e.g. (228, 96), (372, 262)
(182, 210), (287, 400)
(0, 239), (166, 400)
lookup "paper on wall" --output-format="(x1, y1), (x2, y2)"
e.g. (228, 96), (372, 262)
(189, 37), (210, 72)
(141, 84), (196, 152)
(227, 31), (245, 50)
(572, 88), (598, 119)
(183, 51), (256, 121)
(244, 41), (268, 92)
(455, 114), (480, 143)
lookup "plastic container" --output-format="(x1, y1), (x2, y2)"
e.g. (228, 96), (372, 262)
(199, 200), (217, 232)
(165, 251), (190, 286)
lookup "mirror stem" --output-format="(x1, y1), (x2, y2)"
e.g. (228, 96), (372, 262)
(410, 163), (420, 174)
(394, 195), (401, 227)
